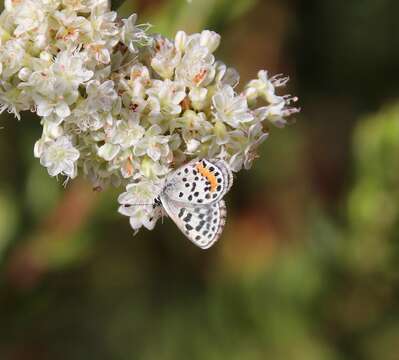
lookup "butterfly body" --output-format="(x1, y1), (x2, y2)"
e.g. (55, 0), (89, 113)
(159, 159), (233, 249)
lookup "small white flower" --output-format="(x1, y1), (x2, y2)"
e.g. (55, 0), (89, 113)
(86, 41), (112, 64)
(54, 10), (91, 47)
(146, 79), (186, 119)
(113, 116), (145, 149)
(98, 114), (146, 162)
(245, 70), (285, 104)
(38, 136), (80, 178)
(189, 87), (208, 111)
(97, 142), (120, 161)
(212, 85), (254, 128)
(181, 30), (221, 54)
(185, 138), (201, 153)
(0, 83), (30, 119)
(151, 36), (181, 79)
(212, 120), (230, 145)
(173, 110), (213, 139)
(62, 0), (108, 13)
(228, 123), (269, 171)
(117, 65), (150, 113)
(266, 98), (300, 128)
(139, 157), (170, 179)
(118, 179), (163, 231)
(118, 180), (161, 210)
(41, 114), (65, 136)
(214, 61), (240, 88)
(52, 50), (94, 92)
(35, 93), (73, 119)
(82, 158), (121, 189)
(89, 7), (119, 39)
(70, 103), (110, 132)
(86, 80), (117, 112)
(121, 14), (152, 53)
(175, 42), (216, 87)
(11, 0), (46, 37)
(0, 39), (26, 79)
(134, 124), (170, 162)
(199, 30), (221, 53)
(128, 206), (160, 231)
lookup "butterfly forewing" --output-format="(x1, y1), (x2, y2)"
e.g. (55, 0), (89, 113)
(160, 195), (227, 249)
(164, 159), (233, 205)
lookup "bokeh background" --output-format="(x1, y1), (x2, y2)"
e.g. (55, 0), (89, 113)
(1, 0), (399, 359)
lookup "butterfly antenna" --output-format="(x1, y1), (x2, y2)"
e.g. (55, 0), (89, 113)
(122, 202), (154, 207)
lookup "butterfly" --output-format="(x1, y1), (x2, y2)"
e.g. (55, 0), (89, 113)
(156, 158), (233, 249)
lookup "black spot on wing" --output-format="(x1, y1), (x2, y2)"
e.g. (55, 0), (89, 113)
(178, 208), (185, 218)
(183, 213), (192, 223)
(195, 220), (206, 232)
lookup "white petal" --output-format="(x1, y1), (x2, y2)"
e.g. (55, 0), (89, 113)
(37, 102), (54, 117)
(98, 143), (120, 161)
(129, 216), (143, 230)
(55, 102), (71, 118)
(147, 147), (161, 162)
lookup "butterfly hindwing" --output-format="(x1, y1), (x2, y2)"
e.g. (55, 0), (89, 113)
(164, 159), (233, 205)
(160, 195), (227, 249)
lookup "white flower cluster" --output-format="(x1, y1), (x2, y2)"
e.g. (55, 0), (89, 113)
(0, 0), (299, 232)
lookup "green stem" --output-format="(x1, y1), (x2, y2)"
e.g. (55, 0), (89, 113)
(111, 0), (126, 11)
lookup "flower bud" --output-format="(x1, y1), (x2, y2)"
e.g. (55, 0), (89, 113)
(175, 31), (188, 52)
(200, 30), (221, 53)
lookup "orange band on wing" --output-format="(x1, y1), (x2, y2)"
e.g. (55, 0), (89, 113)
(196, 163), (218, 192)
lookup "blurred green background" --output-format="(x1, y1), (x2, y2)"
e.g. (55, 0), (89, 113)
(2, 0), (399, 359)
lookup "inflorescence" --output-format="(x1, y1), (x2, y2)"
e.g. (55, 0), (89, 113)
(0, 0), (299, 232)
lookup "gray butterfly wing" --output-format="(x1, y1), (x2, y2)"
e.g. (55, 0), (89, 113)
(161, 194), (227, 249)
(164, 159), (233, 205)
